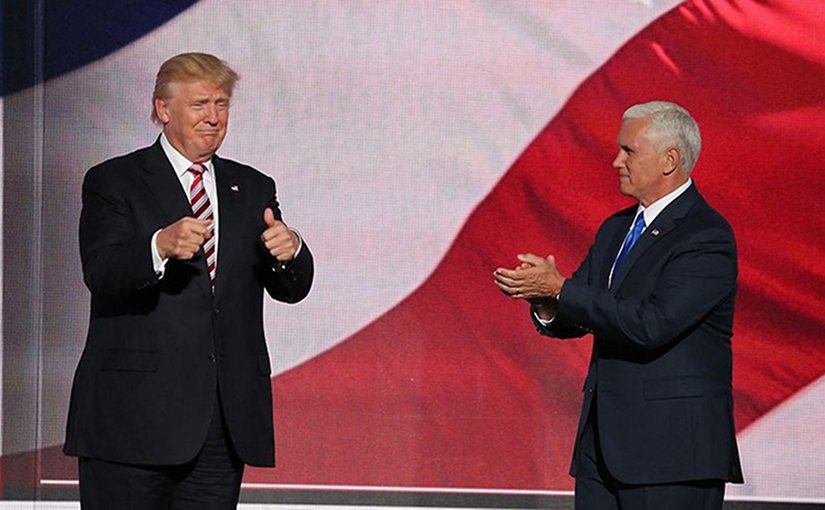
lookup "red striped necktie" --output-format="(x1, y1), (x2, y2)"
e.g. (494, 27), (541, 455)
(188, 163), (216, 289)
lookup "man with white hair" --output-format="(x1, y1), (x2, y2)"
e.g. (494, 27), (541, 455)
(495, 101), (743, 509)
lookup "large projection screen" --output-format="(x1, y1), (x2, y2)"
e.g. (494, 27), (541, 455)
(2, 1), (824, 507)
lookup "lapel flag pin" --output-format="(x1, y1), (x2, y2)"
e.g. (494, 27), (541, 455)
(231, 185), (239, 192)
(651, 228), (660, 236)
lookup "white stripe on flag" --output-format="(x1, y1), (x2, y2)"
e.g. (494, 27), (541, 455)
(728, 374), (825, 502)
(25, 0), (679, 447)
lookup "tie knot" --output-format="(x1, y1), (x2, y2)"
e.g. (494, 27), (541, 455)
(633, 211), (646, 230)
(188, 163), (207, 176)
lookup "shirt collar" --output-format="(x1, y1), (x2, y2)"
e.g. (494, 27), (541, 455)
(637, 178), (693, 226)
(159, 133), (214, 178)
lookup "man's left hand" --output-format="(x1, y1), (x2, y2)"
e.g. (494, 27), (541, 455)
(494, 253), (565, 301)
(261, 208), (299, 262)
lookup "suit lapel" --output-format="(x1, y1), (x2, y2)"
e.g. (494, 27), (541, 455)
(141, 140), (192, 222)
(609, 184), (701, 292)
(212, 156), (244, 295)
(601, 209), (635, 289)
(140, 139), (212, 297)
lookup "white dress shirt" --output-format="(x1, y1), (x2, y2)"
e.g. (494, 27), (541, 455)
(151, 133), (220, 276)
(606, 178), (693, 288)
(536, 178), (694, 325)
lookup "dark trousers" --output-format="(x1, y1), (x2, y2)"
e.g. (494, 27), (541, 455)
(79, 400), (244, 509)
(574, 401), (724, 510)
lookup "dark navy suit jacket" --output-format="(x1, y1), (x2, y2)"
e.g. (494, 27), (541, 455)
(536, 184), (743, 485)
(65, 140), (313, 467)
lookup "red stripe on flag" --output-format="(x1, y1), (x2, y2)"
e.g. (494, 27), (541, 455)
(252, 0), (825, 490)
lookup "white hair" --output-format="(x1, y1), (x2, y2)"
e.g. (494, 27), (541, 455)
(623, 101), (702, 173)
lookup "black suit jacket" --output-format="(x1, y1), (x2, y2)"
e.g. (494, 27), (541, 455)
(536, 184), (743, 485)
(64, 140), (313, 467)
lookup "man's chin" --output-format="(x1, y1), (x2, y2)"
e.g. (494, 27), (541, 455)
(199, 139), (223, 155)
(618, 183), (634, 197)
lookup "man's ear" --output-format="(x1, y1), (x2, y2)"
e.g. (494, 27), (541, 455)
(663, 147), (681, 176)
(154, 97), (170, 124)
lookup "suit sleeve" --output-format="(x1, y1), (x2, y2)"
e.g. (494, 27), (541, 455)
(79, 165), (160, 297)
(558, 222), (737, 351)
(257, 178), (314, 304)
(533, 245), (595, 339)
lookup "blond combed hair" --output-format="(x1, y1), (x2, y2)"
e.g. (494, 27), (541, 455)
(150, 52), (240, 124)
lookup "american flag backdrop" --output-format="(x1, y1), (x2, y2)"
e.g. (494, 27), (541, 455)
(1, 0), (823, 504)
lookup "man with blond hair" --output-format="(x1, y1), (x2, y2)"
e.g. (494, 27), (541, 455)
(65, 52), (314, 508)
(495, 102), (742, 509)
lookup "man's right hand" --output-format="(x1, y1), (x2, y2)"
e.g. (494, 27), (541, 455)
(156, 217), (213, 260)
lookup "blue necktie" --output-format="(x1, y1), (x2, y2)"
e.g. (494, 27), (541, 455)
(613, 211), (646, 276)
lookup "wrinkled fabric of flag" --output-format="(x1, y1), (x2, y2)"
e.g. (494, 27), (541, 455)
(1, 0), (823, 502)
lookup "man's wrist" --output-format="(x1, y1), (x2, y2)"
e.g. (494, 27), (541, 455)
(532, 295), (558, 315)
(151, 229), (169, 277)
(532, 301), (558, 324)
(552, 279), (566, 301)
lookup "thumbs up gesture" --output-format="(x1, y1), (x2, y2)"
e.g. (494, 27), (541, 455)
(261, 208), (299, 262)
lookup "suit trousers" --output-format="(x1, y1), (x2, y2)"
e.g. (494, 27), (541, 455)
(79, 394), (244, 509)
(574, 398), (725, 510)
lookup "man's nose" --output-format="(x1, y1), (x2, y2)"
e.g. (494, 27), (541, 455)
(612, 151), (625, 169)
(204, 104), (219, 123)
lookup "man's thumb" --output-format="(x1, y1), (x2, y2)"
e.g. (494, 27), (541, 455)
(263, 207), (277, 227)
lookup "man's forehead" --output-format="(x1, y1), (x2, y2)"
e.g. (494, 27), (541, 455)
(170, 79), (231, 98)
(617, 117), (649, 143)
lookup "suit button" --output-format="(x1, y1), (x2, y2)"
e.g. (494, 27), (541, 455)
(209, 353), (216, 362)
(213, 308), (220, 315)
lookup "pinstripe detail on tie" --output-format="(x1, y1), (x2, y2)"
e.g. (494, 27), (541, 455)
(188, 163), (216, 288)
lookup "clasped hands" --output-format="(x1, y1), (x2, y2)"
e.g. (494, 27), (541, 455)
(156, 207), (298, 263)
(494, 253), (566, 319)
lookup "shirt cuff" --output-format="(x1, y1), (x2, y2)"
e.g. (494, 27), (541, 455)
(533, 308), (556, 326)
(151, 229), (169, 278)
(290, 227), (303, 259)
